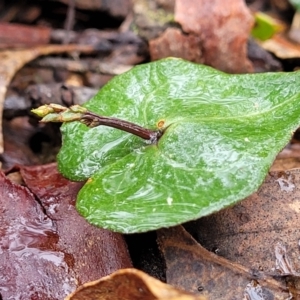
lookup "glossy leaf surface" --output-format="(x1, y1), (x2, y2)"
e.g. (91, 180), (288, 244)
(58, 58), (300, 233)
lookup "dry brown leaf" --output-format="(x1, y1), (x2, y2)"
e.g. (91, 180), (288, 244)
(183, 169), (300, 297)
(174, 0), (254, 73)
(66, 268), (206, 300)
(158, 226), (294, 299)
(0, 44), (94, 154)
(259, 34), (300, 59)
(187, 170), (300, 274)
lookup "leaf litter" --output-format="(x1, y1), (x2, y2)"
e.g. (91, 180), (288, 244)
(158, 226), (294, 299)
(2, 0), (300, 299)
(0, 163), (132, 299)
(66, 268), (206, 300)
(184, 169), (300, 298)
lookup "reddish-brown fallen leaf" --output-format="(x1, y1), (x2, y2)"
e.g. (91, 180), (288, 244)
(158, 226), (294, 299)
(0, 22), (51, 48)
(20, 163), (132, 282)
(0, 170), (75, 299)
(0, 163), (132, 299)
(149, 28), (204, 63)
(174, 0), (254, 73)
(66, 268), (206, 300)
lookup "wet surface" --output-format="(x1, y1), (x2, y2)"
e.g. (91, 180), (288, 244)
(243, 281), (273, 300)
(0, 169), (76, 299)
(275, 242), (299, 276)
(0, 163), (132, 299)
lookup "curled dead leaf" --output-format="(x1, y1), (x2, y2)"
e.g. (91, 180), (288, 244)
(65, 268), (206, 300)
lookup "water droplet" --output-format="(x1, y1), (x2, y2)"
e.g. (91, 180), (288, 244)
(244, 280), (265, 300)
(276, 174), (295, 192)
(213, 247), (220, 254)
(275, 242), (297, 275)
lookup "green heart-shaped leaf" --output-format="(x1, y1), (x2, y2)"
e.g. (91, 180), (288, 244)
(57, 58), (300, 233)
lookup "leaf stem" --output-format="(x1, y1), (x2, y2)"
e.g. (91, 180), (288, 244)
(81, 111), (162, 143)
